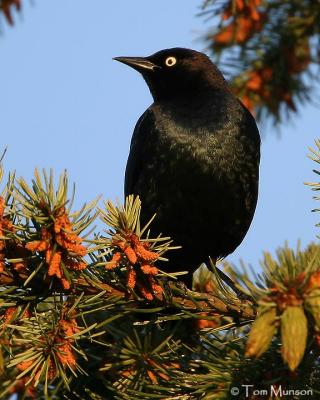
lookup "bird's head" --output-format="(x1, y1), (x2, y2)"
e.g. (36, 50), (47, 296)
(114, 48), (227, 101)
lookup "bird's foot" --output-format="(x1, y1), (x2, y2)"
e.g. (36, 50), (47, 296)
(209, 259), (255, 303)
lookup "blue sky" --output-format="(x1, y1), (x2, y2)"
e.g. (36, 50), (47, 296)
(0, 0), (318, 270)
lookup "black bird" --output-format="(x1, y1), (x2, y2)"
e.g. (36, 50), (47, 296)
(114, 48), (260, 287)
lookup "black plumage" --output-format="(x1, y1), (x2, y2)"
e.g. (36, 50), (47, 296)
(114, 48), (260, 286)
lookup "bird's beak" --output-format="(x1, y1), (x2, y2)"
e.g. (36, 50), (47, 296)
(113, 56), (159, 72)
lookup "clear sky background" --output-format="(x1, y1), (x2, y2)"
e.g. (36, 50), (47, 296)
(0, 1), (318, 271)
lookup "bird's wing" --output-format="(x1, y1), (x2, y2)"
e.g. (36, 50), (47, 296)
(124, 108), (156, 197)
(239, 100), (261, 150)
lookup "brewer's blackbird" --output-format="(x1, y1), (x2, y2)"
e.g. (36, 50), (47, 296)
(114, 48), (260, 287)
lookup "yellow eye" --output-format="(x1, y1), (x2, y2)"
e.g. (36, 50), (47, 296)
(165, 56), (177, 67)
